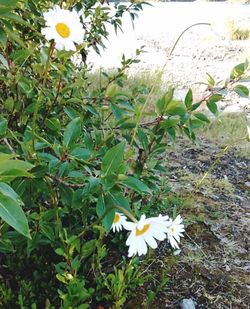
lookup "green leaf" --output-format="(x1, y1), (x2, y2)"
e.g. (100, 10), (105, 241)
(189, 118), (205, 130)
(0, 238), (14, 253)
(165, 101), (186, 116)
(194, 112), (210, 123)
(184, 89), (193, 109)
(207, 102), (218, 115)
(101, 141), (125, 175)
(4, 97), (14, 111)
(0, 118), (7, 136)
(70, 148), (91, 160)
(160, 118), (179, 129)
(45, 118), (61, 131)
(0, 182), (30, 238)
(207, 94), (222, 104)
(156, 88), (174, 115)
(96, 194), (115, 231)
(206, 94), (222, 116)
(0, 0), (19, 14)
(105, 83), (119, 98)
(206, 73), (215, 87)
(108, 190), (131, 212)
(3, 24), (26, 48)
(230, 60), (248, 79)
(191, 102), (201, 111)
(0, 53), (8, 68)
(0, 155), (33, 182)
(13, 49), (31, 64)
(1, 12), (30, 26)
(121, 176), (151, 194)
(207, 101), (218, 116)
(81, 240), (96, 259)
(137, 128), (148, 150)
(63, 117), (81, 148)
(166, 127), (176, 142)
(234, 85), (249, 98)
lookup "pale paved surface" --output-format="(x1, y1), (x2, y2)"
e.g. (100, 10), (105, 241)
(87, 2), (250, 115)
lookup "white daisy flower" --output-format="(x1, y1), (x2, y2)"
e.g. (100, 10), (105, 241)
(41, 6), (85, 51)
(112, 212), (127, 233)
(166, 215), (185, 249)
(124, 214), (169, 257)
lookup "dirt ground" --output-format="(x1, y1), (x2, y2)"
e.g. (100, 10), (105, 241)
(126, 137), (250, 309)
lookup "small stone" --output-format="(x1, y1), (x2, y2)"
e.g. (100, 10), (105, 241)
(245, 182), (250, 188)
(232, 195), (244, 202)
(180, 298), (196, 309)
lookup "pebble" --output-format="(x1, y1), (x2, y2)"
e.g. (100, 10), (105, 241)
(180, 298), (196, 309)
(245, 182), (250, 188)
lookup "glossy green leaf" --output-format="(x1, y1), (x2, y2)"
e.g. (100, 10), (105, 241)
(101, 141), (125, 175)
(81, 240), (96, 259)
(138, 128), (148, 150)
(0, 0), (19, 14)
(45, 118), (61, 131)
(206, 73), (215, 87)
(96, 194), (115, 231)
(230, 60), (248, 79)
(194, 112), (210, 123)
(63, 117), (81, 148)
(207, 101), (218, 116)
(0, 182), (30, 238)
(184, 89), (193, 109)
(0, 118), (7, 136)
(165, 101), (186, 116)
(121, 176), (151, 194)
(156, 88), (174, 115)
(234, 84), (249, 98)
(0, 155), (33, 182)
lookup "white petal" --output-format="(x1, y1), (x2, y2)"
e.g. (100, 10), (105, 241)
(145, 233), (158, 249)
(63, 40), (76, 51)
(123, 221), (136, 231)
(55, 40), (64, 51)
(169, 236), (179, 249)
(137, 239), (144, 256)
(141, 238), (148, 255)
(126, 230), (136, 246)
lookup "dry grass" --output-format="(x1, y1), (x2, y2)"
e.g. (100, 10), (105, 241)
(226, 19), (250, 40)
(200, 113), (250, 158)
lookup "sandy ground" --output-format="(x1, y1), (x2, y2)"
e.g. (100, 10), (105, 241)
(87, 2), (250, 114)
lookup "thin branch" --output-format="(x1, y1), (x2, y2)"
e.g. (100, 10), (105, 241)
(46, 174), (85, 188)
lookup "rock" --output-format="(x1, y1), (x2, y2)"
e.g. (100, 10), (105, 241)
(180, 299), (196, 309)
(245, 182), (250, 189)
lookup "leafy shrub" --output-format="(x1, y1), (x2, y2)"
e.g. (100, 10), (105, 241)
(0, 0), (249, 307)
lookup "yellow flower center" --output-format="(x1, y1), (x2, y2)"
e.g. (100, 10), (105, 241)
(113, 213), (120, 223)
(170, 227), (175, 232)
(56, 23), (71, 38)
(136, 224), (150, 236)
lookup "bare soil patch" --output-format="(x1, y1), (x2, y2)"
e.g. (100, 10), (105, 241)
(126, 138), (250, 308)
